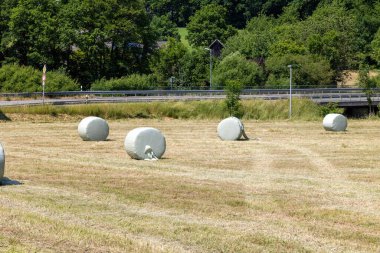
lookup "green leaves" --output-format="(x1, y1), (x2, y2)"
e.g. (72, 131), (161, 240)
(150, 38), (187, 86)
(371, 28), (380, 65)
(0, 64), (78, 92)
(0, 0), (156, 86)
(187, 4), (237, 47)
(224, 80), (243, 118)
(265, 54), (334, 88)
(214, 52), (264, 88)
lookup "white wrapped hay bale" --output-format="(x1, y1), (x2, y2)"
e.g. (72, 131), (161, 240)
(323, 113), (347, 132)
(124, 127), (166, 160)
(78, 116), (109, 141)
(0, 143), (4, 180)
(217, 117), (249, 141)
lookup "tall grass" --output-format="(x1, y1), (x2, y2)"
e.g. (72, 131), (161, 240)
(0, 99), (323, 120)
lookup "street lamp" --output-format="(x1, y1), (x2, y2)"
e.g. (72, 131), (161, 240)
(204, 48), (212, 89)
(169, 76), (175, 90)
(287, 64), (293, 119)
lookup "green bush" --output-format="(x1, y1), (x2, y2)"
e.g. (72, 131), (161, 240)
(213, 52), (264, 88)
(0, 64), (79, 92)
(224, 80), (243, 118)
(45, 68), (80, 92)
(265, 54), (334, 88)
(319, 102), (344, 116)
(91, 74), (156, 91)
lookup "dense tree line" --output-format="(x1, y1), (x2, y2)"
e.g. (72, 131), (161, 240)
(1, 0), (380, 91)
(0, 0), (155, 89)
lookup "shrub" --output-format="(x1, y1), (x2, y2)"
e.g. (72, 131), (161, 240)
(265, 54), (334, 88)
(319, 102), (344, 116)
(0, 64), (78, 92)
(214, 52), (264, 88)
(91, 74), (156, 90)
(224, 80), (243, 118)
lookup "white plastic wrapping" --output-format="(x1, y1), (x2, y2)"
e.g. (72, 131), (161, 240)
(0, 143), (4, 180)
(323, 113), (348, 132)
(78, 116), (109, 141)
(217, 117), (249, 141)
(124, 127), (166, 160)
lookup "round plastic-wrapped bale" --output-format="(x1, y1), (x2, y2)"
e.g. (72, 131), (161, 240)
(0, 143), (4, 180)
(323, 113), (347, 132)
(78, 116), (109, 141)
(124, 127), (166, 160)
(217, 117), (249, 141)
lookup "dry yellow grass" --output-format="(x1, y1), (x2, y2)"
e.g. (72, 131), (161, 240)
(0, 116), (380, 252)
(338, 70), (379, 87)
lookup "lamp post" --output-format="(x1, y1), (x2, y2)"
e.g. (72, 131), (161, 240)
(287, 64), (292, 119)
(204, 48), (212, 89)
(169, 76), (175, 90)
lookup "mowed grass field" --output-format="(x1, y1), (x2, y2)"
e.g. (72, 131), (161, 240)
(0, 116), (380, 252)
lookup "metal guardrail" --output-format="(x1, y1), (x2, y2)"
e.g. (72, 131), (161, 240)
(0, 88), (379, 98)
(1, 88), (380, 108)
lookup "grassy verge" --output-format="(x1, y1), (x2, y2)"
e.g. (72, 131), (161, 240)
(178, 27), (191, 49)
(0, 99), (324, 121)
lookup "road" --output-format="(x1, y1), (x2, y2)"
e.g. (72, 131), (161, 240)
(0, 89), (379, 107)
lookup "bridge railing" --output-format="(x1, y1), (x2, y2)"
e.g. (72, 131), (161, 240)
(1, 88), (380, 106)
(1, 88), (379, 98)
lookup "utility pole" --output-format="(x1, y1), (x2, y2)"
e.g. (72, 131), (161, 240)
(204, 48), (212, 89)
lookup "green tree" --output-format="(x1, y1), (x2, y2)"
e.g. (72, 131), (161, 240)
(0, 0), (18, 63)
(150, 15), (179, 41)
(178, 48), (209, 88)
(224, 80), (243, 118)
(358, 65), (378, 114)
(332, 0), (380, 52)
(371, 28), (380, 65)
(301, 4), (360, 76)
(213, 52), (264, 88)
(209, 0), (265, 29)
(146, 0), (197, 26)
(150, 38), (187, 86)
(265, 54), (334, 88)
(1, 0), (62, 67)
(60, 0), (156, 87)
(268, 40), (307, 57)
(187, 4), (237, 47)
(224, 16), (277, 61)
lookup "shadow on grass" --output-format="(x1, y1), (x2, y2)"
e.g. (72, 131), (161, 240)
(0, 177), (23, 186)
(0, 110), (11, 121)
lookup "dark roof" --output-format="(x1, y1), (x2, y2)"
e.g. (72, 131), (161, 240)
(209, 39), (225, 49)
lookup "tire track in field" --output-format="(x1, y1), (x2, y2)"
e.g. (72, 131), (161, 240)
(1, 185), (370, 253)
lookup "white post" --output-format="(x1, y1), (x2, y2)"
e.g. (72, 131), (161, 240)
(42, 64), (46, 105)
(288, 65), (292, 119)
(209, 49), (212, 89)
(170, 76), (175, 90)
(42, 81), (45, 105)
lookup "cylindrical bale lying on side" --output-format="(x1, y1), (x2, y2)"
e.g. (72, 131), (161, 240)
(323, 113), (347, 132)
(78, 116), (109, 141)
(0, 143), (5, 180)
(124, 127), (166, 160)
(217, 117), (249, 141)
